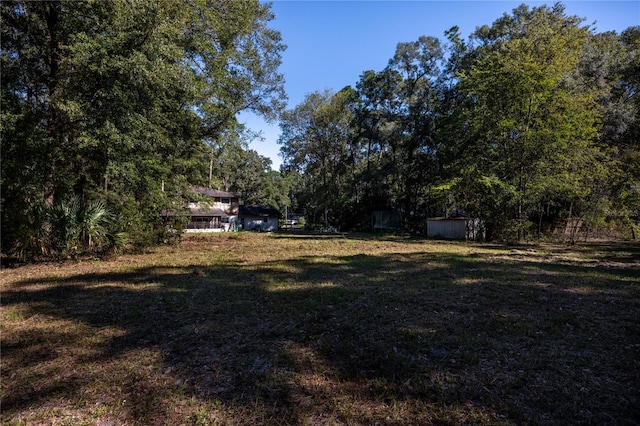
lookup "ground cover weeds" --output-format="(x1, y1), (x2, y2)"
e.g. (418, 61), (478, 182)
(1, 233), (639, 425)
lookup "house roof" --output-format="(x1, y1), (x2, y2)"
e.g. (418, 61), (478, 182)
(239, 205), (280, 218)
(192, 185), (239, 198)
(189, 207), (229, 218)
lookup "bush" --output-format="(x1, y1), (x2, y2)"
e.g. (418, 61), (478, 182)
(13, 195), (128, 260)
(13, 202), (50, 259)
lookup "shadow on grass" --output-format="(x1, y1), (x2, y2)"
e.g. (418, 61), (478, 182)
(273, 230), (436, 244)
(2, 243), (639, 424)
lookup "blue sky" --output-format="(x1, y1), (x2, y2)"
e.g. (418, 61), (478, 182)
(240, 0), (640, 170)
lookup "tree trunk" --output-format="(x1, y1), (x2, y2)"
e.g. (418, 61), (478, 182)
(564, 200), (573, 239)
(538, 205), (543, 239)
(324, 204), (329, 229)
(209, 145), (215, 188)
(44, 2), (62, 207)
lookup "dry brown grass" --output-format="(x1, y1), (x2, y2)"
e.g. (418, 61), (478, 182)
(2, 232), (639, 425)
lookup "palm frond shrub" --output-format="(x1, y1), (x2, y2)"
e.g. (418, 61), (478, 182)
(48, 195), (81, 256)
(13, 195), (127, 260)
(76, 200), (111, 250)
(13, 202), (50, 259)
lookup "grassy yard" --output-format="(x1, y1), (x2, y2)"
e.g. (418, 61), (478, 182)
(1, 233), (639, 425)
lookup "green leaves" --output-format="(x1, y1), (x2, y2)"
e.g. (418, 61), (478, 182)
(274, 3), (637, 240)
(452, 4), (608, 240)
(278, 88), (359, 227)
(2, 0), (287, 254)
(14, 195), (122, 260)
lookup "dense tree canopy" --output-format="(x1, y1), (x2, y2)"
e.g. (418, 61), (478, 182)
(453, 4), (604, 239)
(278, 3), (639, 240)
(1, 0), (287, 256)
(279, 89), (355, 227)
(208, 125), (292, 209)
(2, 1), (638, 256)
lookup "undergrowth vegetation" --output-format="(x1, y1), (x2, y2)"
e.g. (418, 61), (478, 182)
(13, 195), (128, 260)
(1, 233), (638, 425)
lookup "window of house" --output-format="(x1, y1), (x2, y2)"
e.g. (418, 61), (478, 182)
(263, 217), (268, 222)
(221, 198), (231, 205)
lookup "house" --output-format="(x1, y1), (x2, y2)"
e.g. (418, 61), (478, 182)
(162, 186), (240, 232)
(239, 205), (280, 232)
(163, 186), (282, 233)
(186, 186), (240, 232)
(426, 217), (485, 240)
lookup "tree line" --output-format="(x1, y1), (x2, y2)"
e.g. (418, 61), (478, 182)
(2, 2), (638, 260)
(1, 0), (290, 258)
(278, 4), (639, 241)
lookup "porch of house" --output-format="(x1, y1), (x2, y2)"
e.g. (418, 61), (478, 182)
(184, 208), (238, 232)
